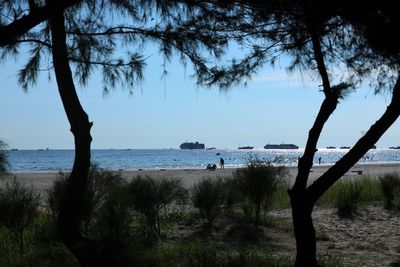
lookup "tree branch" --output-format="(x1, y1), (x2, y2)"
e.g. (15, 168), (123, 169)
(0, 0), (81, 47)
(307, 74), (400, 204)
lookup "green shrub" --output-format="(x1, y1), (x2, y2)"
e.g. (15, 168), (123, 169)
(335, 179), (363, 218)
(379, 173), (400, 209)
(127, 175), (188, 237)
(191, 177), (229, 231)
(47, 164), (124, 228)
(233, 161), (287, 228)
(92, 185), (133, 245)
(0, 177), (40, 253)
(318, 176), (383, 207)
(0, 140), (9, 176)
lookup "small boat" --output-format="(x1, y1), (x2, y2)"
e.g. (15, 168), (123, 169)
(238, 146), (254, 149)
(206, 147), (216, 150)
(326, 146), (336, 149)
(389, 146), (400, 149)
(340, 146), (350, 149)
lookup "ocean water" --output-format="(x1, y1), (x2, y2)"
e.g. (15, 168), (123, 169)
(5, 148), (400, 172)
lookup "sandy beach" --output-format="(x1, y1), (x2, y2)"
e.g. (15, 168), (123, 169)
(8, 162), (400, 191)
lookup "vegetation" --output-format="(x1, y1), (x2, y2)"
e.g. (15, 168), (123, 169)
(232, 161), (287, 230)
(334, 179), (363, 218)
(2, 1), (400, 266)
(127, 175), (188, 237)
(191, 177), (229, 231)
(5, 167), (400, 267)
(379, 173), (400, 209)
(183, 1), (400, 265)
(0, 2), (228, 264)
(0, 178), (40, 254)
(0, 140), (8, 176)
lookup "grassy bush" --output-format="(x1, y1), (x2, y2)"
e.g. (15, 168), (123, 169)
(318, 176), (383, 208)
(0, 140), (8, 176)
(270, 181), (292, 209)
(233, 161), (287, 228)
(334, 179), (363, 218)
(0, 213), (79, 267)
(47, 164), (125, 228)
(379, 173), (400, 209)
(0, 177), (40, 253)
(191, 177), (229, 231)
(127, 175), (188, 237)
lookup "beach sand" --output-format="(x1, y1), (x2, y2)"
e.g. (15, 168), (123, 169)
(9, 162), (400, 191)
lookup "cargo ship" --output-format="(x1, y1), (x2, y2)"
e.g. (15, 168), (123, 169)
(264, 143), (299, 149)
(180, 141), (205, 149)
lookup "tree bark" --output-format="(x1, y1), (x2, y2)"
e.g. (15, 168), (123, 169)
(50, 10), (101, 267)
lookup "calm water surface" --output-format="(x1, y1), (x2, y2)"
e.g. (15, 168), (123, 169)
(5, 148), (400, 172)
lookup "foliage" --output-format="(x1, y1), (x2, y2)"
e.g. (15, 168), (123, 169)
(233, 161), (287, 228)
(0, 212), (79, 267)
(0, 177), (40, 253)
(191, 177), (229, 231)
(318, 176), (383, 207)
(1, 1), (228, 94)
(270, 181), (292, 210)
(91, 184), (136, 250)
(0, 139), (9, 176)
(127, 175), (188, 237)
(47, 164), (124, 227)
(334, 179), (363, 218)
(379, 173), (400, 209)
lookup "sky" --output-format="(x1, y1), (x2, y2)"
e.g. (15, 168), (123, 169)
(1, 44), (400, 150)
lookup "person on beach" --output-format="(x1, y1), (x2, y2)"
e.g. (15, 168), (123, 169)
(220, 157), (225, 169)
(318, 157), (322, 164)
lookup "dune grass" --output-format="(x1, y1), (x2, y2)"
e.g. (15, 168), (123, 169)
(268, 175), (385, 211)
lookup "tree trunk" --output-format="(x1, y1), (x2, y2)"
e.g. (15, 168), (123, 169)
(50, 10), (102, 267)
(289, 190), (318, 267)
(289, 19), (339, 266)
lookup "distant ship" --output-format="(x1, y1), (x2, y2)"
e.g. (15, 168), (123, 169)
(180, 141), (205, 149)
(238, 146), (254, 149)
(389, 146), (400, 149)
(206, 147), (216, 150)
(340, 146), (350, 149)
(326, 146), (336, 149)
(264, 143), (299, 149)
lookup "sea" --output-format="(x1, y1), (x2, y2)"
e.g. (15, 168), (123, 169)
(4, 148), (400, 172)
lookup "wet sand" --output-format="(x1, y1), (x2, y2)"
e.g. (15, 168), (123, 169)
(8, 162), (400, 191)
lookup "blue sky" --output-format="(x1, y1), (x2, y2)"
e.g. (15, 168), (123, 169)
(1, 45), (400, 149)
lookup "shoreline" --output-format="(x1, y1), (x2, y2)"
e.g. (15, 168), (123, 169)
(6, 162), (400, 191)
